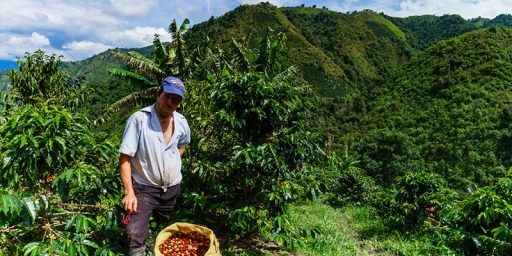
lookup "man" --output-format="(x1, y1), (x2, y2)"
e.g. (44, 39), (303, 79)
(119, 76), (191, 256)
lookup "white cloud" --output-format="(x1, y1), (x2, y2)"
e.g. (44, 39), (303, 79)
(0, 32), (54, 59)
(110, 0), (159, 16)
(0, 0), (120, 33)
(236, 0), (300, 5)
(105, 26), (171, 48)
(385, 0), (512, 18)
(166, 0), (232, 25)
(62, 41), (113, 60)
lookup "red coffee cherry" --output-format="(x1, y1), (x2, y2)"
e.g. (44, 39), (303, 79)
(159, 231), (210, 256)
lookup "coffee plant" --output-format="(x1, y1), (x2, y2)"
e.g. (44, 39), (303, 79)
(354, 128), (425, 186)
(439, 176), (512, 255)
(326, 147), (377, 206)
(180, 33), (324, 242)
(370, 170), (456, 229)
(0, 52), (124, 255)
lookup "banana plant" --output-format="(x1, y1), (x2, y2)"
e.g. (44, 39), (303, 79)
(106, 19), (191, 112)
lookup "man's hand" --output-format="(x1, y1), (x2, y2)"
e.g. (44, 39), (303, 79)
(119, 153), (137, 212)
(122, 192), (138, 212)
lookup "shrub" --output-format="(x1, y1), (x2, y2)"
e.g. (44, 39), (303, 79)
(371, 171), (455, 229)
(440, 177), (512, 255)
(181, 33), (324, 239)
(354, 129), (425, 185)
(330, 167), (376, 206)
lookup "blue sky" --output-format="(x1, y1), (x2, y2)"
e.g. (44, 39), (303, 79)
(0, 0), (511, 63)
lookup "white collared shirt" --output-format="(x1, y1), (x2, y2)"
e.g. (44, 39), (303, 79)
(119, 104), (191, 190)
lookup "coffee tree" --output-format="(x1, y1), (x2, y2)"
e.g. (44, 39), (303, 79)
(440, 175), (512, 255)
(0, 51), (123, 255)
(4, 50), (89, 110)
(181, 32), (324, 246)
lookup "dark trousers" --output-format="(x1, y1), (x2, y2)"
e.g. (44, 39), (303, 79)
(126, 183), (180, 252)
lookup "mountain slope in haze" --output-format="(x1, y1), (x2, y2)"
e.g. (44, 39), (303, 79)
(359, 26), (512, 188)
(485, 14), (512, 26)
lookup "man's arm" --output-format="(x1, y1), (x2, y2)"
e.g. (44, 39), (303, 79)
(120, 153), (137, 212)
(178, 147), (186, 156)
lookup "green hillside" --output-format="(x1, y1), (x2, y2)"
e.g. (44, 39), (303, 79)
(281, 8), (411, 85)
(61, 47), (154, 119)
(186, 3), (345, 93)
(187, 4), (415, 95)
(183, 4), (418, 141)
(359, 26), (512, 188)
(485, 13), (512, 26)
(385, 14), (477, 50)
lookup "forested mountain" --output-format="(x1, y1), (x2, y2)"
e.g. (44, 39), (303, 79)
(359, 26), (512, 188)
(187, 4), (413, 93)
(2, 5), (509, 99)
(0, 3), (512, 164)
(485, 14), (512, 26)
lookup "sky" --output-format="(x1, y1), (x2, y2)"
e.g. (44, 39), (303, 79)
(0, 0), (511, 63)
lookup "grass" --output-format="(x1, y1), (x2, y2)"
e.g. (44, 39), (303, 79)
(222, 200), (444, 255)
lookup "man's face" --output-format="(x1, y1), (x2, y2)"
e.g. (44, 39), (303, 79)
(156, 91), (182, 117)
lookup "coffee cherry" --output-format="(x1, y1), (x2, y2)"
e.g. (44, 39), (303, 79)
(159, 231), (210, 256)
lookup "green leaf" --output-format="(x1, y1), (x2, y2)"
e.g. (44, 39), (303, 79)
(67, 245), (76, 256)
(106, 68), (152, 85)
(82, 239), (99, 249)
(1, 194), (12, 215)
(76, 215), (84, 233)
(20, 134), (27, 147)
(112, 51), (164, 80)
(40, 195), (49, 211)
(65, 215), (76, 230)
(23, 198), (37, 222)
(23, 242), (40, 256)
(54, 136), (66, 150)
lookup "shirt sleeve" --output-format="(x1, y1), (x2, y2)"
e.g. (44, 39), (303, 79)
(177, 118), (191, 148)
(119, 113), (143, 156)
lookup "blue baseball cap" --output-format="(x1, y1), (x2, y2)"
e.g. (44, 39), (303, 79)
(161, 76), (186, 99)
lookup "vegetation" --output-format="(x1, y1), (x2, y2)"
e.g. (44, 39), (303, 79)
(385, 14), (476, 50)
(0, 51), (121, 255)
(360, 27), (512, 188)
(1, 3), (512, 255)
